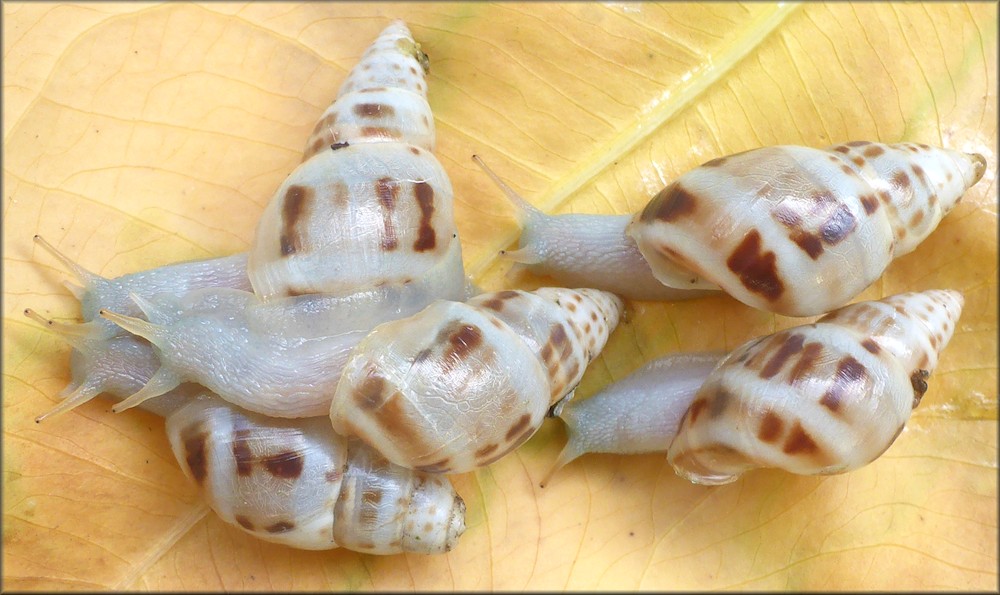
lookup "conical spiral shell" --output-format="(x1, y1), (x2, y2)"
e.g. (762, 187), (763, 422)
(330, 288), (623, 474)
(166, 393), (465, 553)
(627, 142), (984, 315)
(249, 20), (459, 301)
(667, 289), (964, 485)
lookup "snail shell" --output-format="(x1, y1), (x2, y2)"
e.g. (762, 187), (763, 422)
(667, 289), (964, 485)
(489, 143), (985, 315)
(249, 20), (459, 301)
(330, 287), (624, 474)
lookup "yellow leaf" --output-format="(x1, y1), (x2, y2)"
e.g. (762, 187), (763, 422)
(3, 2), (996, 590)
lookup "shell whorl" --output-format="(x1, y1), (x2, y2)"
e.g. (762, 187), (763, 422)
(666, 289), (964, 486)
(329, 288), (623, 474)
(628, 143), (984, 316)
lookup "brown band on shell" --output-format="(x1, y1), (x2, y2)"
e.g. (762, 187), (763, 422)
(266, 520), (296, 533)
(760, 333), (806, 379)
(415, 458), (452, 473)
(685, 398), (709, 426)
(263, 451), (305, 480)
(819, 356), (869, 413)
(726, 230), (784, 301)
(505, 413), (532, 442)
(181, 424), (209, 485)
(232, 428), (254, 476)
(788, 342), (823, 385)
(280, 185), (313, 256)
(413, 181), (437, 252)
(639, 183), (698, 223)
(376, 177), (400, 251)
(782, 422), (819, 455)
(234, 515), (255, 530)
(359, 488), (383, 525)
(354, 103), (396, 118)
(758, 411), (784, 443)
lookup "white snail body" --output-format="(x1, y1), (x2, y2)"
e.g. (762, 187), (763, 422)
(28, 236), (253, 421)
(550, 290), (963, 486)
(543, 351), (724, 486)
(330, 287), (624, 474)
(489, 143), (985, 315)
(100, 242), (465, 418)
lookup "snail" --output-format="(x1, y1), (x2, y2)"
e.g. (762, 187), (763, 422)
(547, 289), (963, 487)
(330, 287), (624, 474)
(23, 309), (466, 554)
(83, 19), (468, 418)
(481, 143), (985, 315)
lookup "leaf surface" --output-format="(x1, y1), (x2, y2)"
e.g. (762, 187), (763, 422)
(3, 2), (996, 590)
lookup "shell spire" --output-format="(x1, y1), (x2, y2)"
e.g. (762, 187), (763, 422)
(667, 289), (964, 486)
(302, 19), (435, 161)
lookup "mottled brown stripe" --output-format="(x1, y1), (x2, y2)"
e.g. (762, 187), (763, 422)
(232, 428), (254, 476)
(709, 388), (732, 418)
(415, 458), (452, 473)
(475, 443), (499, 459)
(375, 177), (400, 251)
(355, 373), (387, 410)
(266, 520), (295, 533)
(861, 339), (880, 354)
(182, 425), (209, 485)
(819, 203), (857, 245)
(788, 342), (823, 385)
(413, 181), (437, 252)
(686, 398), (708, 425)
(819, 356), (868, 412)
(760, 333), (806, 379)
(354, 103), (395, 118)
(444, 324), (484, 364)
(782, 422), (819, 455)
(758, 411), (784, 443)
(863, 145), (885, 158)
(280, 185), (312, 256)
(726, 230), (784, 301)
(263, 450), (304, 480)
(639, 183), (698, 223)
(234, 515), (255, 530)
(860, 193), (880, 215)
(505, 413), (532, 442)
